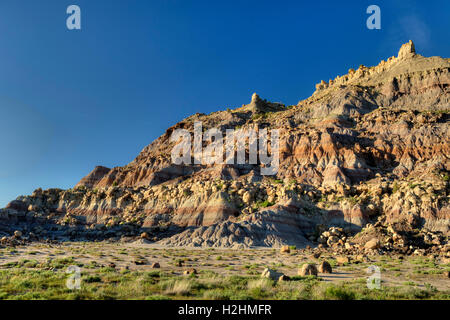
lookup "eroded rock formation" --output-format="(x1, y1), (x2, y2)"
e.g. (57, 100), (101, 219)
(1, 41), (449, 251)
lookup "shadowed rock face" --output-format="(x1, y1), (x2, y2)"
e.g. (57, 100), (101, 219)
(1, 41), (449, 248)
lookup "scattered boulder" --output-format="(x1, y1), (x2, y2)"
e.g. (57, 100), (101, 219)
(140, 232), (150, 240)
(280, 245), (290, 254)
(151, 262), (160, 268)
(318, 261), (332, 273)
(183, 268), (197, 275)
(261, 268), (283, 280)
(354, 255), (367, 263)
(311, 252), (321, 259)
(298, 264), (318, 276)
(242, 191), (252, 204)
(336, 256), (350, 265)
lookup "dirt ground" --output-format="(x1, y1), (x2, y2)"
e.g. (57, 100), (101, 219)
(1, 241), (448, 292)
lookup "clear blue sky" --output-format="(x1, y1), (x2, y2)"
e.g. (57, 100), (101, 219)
(0, 0), (449, 207)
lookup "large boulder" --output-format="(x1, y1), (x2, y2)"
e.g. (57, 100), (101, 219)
(318, 261), (332, 273)
(298, 264), (318, 276)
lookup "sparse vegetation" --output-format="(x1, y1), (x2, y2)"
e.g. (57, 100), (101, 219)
(0, 266), (446, 300)
(251, 112), (272, 121)
(255, 200), (274, 208)
(0, 243), (448, 300)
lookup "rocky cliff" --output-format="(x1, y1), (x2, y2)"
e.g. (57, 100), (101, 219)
(1, 41), (449, 253)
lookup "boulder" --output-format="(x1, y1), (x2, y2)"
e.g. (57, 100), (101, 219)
(280, 245), (290, 254)
(183, 268), (197, 275)
(336, 256), (350, 265)
(242, 191), (252, 204)
(365, 238), (380, 250)
(311, 252), (321, 259)
(318, 261), (332, 273)
(261, 268), (283, 280)
(140, 232), (150, 240)
(134, 259), (146, 265)
(298, 264), (318, 276)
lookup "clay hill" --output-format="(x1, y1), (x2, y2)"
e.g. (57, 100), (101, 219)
(1, 41), (449, 255)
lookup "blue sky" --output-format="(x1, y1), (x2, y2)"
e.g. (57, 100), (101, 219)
(0, 0), (449, 207)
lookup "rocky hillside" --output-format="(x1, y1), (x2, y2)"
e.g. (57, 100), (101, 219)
(1, 41), (449, 255)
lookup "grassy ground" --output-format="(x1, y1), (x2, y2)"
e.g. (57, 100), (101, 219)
(0, 268), (448, 300)
(0, 242), (449, 300)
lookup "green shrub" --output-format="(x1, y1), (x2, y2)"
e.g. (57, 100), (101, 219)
(255, 200), (274, 208)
